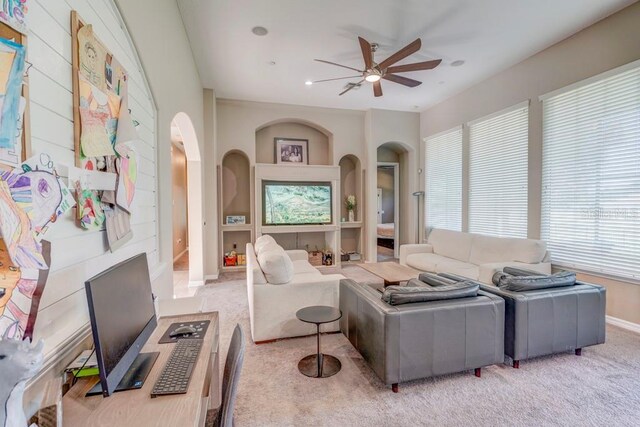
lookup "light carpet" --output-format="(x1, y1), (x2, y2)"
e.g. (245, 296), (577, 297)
(198, 265), (640, 426)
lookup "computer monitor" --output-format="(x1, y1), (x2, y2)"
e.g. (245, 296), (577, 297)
(85, 253), (158, 397)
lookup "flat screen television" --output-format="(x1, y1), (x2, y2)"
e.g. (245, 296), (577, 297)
(262, 180), (332, 225)
(85, 253), (158, 397)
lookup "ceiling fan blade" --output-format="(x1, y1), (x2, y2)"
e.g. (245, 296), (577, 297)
(339, 79), (365, 96)
(373, 81), (383, 97)
(386, 59), (442, 74)
(378, 38), (422, 70)
(383, 73), (422, 87)
(358, 36), (373, 69)
(314, 59), (363, 73)
(313, 75), (362, 83)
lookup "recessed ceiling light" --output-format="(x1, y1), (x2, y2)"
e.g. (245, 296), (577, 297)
(305, 80), (313, 86)
(252, 26), (268, 36)
(451, 60), (465, 67)
(268, 61), (276, 66)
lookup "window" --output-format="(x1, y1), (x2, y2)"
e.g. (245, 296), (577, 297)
(468, 103), (529, 238)
(541, 61), (640, 279)
(425, 127), (462, 231)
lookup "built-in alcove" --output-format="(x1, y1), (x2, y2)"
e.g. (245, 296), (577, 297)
(255, 121), (331, 165)
(219, 150), (253, 270)
(339, 154), (364, 259)
(221, 150), (252, 223)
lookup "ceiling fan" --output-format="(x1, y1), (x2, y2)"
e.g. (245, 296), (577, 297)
(313, 37), (442, 97)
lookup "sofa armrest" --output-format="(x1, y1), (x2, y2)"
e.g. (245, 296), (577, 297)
(286, 249), (309, 262)
(399, 244), (434, 266)
(478, 262), (552, 285)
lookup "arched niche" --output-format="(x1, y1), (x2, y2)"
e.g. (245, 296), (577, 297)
(339, 154), (362, 221)
(255, 119), (333, 165)
(221, 150), (251, 224)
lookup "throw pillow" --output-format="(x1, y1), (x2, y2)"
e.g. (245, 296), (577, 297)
(381, 281), (479, 305)
(257, 248), (294, 284)
(254, 235), (276, 254)
(496, 270), (577, 292)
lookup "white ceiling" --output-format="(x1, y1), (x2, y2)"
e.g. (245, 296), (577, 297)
(177, 0), (634, 112)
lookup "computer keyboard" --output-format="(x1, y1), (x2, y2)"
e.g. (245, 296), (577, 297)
(151, 339), (203, 397)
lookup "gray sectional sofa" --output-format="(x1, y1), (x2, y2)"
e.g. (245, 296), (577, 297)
(339, 278), (505, 392)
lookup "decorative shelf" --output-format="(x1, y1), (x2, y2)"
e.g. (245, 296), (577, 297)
(221, 224), (253, 231)
(261, 224), (338, 234)
(341, 221), (362, 229)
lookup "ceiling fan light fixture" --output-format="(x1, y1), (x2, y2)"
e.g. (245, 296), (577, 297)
(365, 72), (381, 82)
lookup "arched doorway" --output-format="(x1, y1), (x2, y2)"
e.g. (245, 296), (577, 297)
(368, 141), (418, 262)
(171, 113), (205, 294)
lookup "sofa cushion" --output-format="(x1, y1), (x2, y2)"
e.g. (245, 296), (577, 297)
(404, 253), (451, 272)
(254, 235), (277, 254)
(257, 248), (294, 284)
(381, 281), (480, 305)
(435, 259), (479, 280)
(427, 229), (474, 262)
(292, 259), (321, 276)
(418, 273), (459, 287)
(469, 234), (547, 265)
(493, 270), (577, 292)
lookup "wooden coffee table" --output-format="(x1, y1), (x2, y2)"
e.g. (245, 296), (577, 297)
(360, 262), (420, 287)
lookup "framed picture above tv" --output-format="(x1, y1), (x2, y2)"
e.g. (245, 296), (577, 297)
(274, 138), (309, 164)
(262, 181), (332, 225)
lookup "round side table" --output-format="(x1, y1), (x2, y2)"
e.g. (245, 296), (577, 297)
(296, 306), (342, 378)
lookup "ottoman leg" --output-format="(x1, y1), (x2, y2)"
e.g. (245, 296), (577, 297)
(575, 348), (582, 356)
(474, 368), (481, 378)
(513, 360), (520, 369)
(391, 383), (399, 393)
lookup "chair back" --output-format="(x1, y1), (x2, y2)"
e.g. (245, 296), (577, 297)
(218, 324), (245, 427)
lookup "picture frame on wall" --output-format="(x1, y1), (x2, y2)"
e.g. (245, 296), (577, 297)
(274, 138), (309, 164)
(226, 215), (246, 225)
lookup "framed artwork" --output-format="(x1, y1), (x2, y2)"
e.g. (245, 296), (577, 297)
(226, 215), (246, 225)
(274, 138), (308, 164)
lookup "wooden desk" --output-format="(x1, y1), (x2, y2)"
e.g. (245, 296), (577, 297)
(360, 262), (420, 287)
(63, 312), (219, 427)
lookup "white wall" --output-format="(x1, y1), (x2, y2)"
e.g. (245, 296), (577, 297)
(115, 0), (208, 285)
(28, 0), (158, 361)
(419, 2), (640, 324)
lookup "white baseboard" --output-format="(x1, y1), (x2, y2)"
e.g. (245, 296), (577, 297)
(173, 248), (188, 263)
(606, 315), (640, 334)
(205, 273), (219, 281)
(188, 280), (205, 288)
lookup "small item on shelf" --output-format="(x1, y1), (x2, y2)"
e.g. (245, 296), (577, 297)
(226, 215), (246, 225)
(322, 250), (333, 266)
(345, 194), (357, 222)
(225, 244), (238, 267)
(237, 253), (246, 266)
(341, 250), (350, 262)
(348, 252), (361, 261)
(308, 246), (323, 266)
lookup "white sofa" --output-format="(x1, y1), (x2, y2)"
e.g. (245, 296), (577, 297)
(246, 236), (345, 343)
(400, 229), (551, 284)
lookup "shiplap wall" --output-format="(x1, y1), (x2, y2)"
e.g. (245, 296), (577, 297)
(28, 0), (158, 358)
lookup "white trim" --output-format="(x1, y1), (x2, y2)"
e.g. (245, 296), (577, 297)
(151, 262), (168, 282)
(423, 125), (463, 142)
(173, 248), (188, 263)
(377, 162), (400, 258)
(205, 273), (219, 281)
(540, 58), (640, 101)
(554, 263), (640, 286)
(27, 324), (92, 389)
(188, 280), (205, 288)
(467, 100), (530, 127)
(606, 316), (640, 334)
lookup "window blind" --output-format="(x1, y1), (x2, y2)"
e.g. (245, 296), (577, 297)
(469, 103), (529, 238)
(541, 62), (640, 279)
(425, 127), (462, 231)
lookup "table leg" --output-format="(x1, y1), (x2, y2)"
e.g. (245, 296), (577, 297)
(316, 323), (322, 377)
